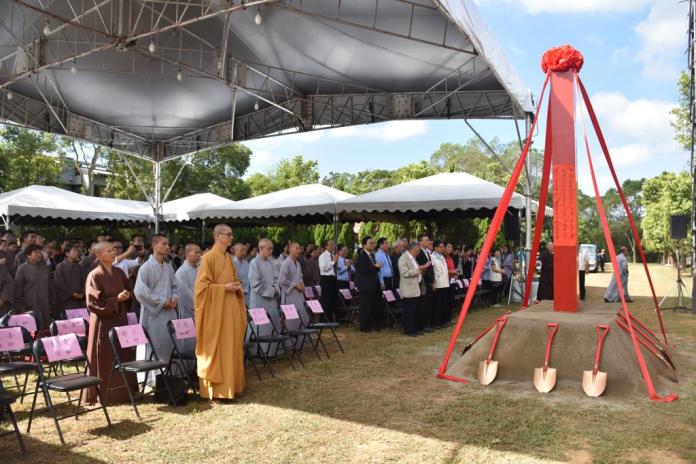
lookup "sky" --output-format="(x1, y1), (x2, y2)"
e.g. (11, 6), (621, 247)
(241, 0), (690, 195)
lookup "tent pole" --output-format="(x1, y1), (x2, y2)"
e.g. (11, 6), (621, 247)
(154, 160), (162, 234)
(524, 113), (533, 271)
(201, 219), (206, 246)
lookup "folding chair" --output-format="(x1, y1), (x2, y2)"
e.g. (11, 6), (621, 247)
(50, 319), (89, 375)
(313, 285), (322, 298)
(381, 290), (403, 328)
(27, 333), (111, 445)
(0, 383), (27, 457)
(126, 313), (138, 325)
(64, 308), (90, 322)
(166, 318), (198, 394)
(247, 308), (296, 378)
(304, 287), (317, 300)
(244, 340), (263, 381)
(280, 304), (322, 362)
(106, 324), (175, 420)
(2, 312), (39, 339)
(0, 326), (37, 403)
(302, 300), (344, 357)
(338, 288), (359, 327)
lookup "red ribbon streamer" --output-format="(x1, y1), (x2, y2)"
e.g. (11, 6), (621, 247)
(575, 72), (677, 402)
(576, 77), (668, 347)
(437, 72), (551, 381)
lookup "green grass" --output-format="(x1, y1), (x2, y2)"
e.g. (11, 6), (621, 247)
(1, 263), (695, 463)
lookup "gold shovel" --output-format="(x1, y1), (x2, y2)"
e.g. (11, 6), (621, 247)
(478, 316), (508, 385)
(533, 322), (559, 393)
(583, 324), (610, 397)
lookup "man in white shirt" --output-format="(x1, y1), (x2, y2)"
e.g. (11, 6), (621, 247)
(318, 239), (339, 322)
(114, 234), (145, 276)
(578, 248), (589, 301)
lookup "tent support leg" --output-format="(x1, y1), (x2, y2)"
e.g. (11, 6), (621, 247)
(154, 160), (162, 234)
(524, 113), (533, 273)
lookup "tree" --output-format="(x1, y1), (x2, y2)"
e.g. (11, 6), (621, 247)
(247, 155), (320, 196)
(0, 125), (64, 192)
(641, 171), (692, 259)
(670, 71), (691, 151)
(63, 140), (104, 195)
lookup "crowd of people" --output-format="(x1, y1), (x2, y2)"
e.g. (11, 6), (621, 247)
(0, 227), (537, 403)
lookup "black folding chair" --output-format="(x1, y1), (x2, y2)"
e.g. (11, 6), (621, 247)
(106, 324), (175, 420)
(0, 326), (38, 403)
(0, 383), (26, 457)
(244, 340), (263, 381)
(247, 308), (296, 378)
(337, 288), (359, 327)
(280, 304), (322, 363)
(301, 300), (344, 358)
(27, 333), (111, 445)
(381, 290), (403, 328)
(166, 318), (198, 394)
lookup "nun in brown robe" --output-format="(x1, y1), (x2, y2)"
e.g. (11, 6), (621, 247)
(537, 242), (554, 301)
(83, 242), (136, 405)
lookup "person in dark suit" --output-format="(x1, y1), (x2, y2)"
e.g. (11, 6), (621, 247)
(355, 236), (382, 332)
(390, 239), (403, 290)
(415, 234), (436, 332)
(537, 242), (554, 301)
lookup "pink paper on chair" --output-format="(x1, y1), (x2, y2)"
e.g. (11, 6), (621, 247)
(114, 324), (148, 348)
(172, 318), (195, 339)
(306, 300), (324, 314)
(55, 318), (86, 336)
(0, 327), (25, 352)
(339, 289), (352, 300)
(8, 314), (37, 333)
(248, 308), (270, 325)
(463, 279), (470, 287)
(65, 308), (90, 321)
(314, 285), (322, 296)
(42, 334), (82, 362)
(349, 281), (355, 290)
(281, 304), (299, 320)
(304, 287), (314, 298)
(127, 313), (138, 325)
(383, 290), (396, 302)
(456, 280), (464, 289)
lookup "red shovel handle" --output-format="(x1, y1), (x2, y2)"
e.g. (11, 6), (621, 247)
(486, 316), (508, 363)
(543, 323), (559, 370)
(593, 324), (610, 374)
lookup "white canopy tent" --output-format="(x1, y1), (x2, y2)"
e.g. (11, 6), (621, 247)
(162, 193), (235, 222)
(188, 184), (353, 223)
(0, 185), (152, 225)
(337, 172), (551, 220)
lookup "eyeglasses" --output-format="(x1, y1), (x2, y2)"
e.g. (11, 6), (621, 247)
(218, 232), (233, 237)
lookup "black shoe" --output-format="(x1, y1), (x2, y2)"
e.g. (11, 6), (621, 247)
(423, 327), (435, 333)
(626, 298), (634, 303)
(417, 331), (425, 335)
(604, 298), (609, 303)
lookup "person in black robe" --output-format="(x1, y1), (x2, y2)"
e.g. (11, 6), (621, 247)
(537, 242), (554, 301)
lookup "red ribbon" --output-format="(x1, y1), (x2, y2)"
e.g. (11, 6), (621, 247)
(575, 72), (677, 402)
(437, 72), (551, 381)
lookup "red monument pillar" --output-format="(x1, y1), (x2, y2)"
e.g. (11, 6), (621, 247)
(548, 70), (578, 312)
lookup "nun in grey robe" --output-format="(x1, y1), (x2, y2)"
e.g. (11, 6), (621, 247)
(174, 261), (197, 370)
(249, 255), (280, 355)
(134, 255), (179, 384)
(279, 257), (306, 313)
(233, 255), (251, 308)
(604, 252), (631, 302)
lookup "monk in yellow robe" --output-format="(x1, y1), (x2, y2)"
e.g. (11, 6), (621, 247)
(194, 224), (247, 399)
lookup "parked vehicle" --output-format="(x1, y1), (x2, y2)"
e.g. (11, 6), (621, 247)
(579, 244), (598, 272)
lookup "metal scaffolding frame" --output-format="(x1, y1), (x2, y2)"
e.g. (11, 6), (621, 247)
(0, 0), (533, 233)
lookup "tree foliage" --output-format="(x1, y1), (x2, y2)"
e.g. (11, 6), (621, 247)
(641, 171), (692, 256)
(670, 71), (691, 152)
(0, 125), (64, 191)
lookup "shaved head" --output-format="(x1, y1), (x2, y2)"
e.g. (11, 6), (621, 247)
(214, 224), (231, 237)
(94, 241), (112, 257)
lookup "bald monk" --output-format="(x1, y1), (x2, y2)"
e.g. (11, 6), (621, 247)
(194, 225), (247, 400)
(83, 242), (137, 405)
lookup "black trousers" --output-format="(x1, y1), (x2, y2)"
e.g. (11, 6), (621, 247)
(401, 296), (420, 335)
(320, 275), (339, 322)
(383, 277), (395, 291)
(433, 287), (449, 327)
(579, 271), (586, 301)
(420, 286), (434, 329)
(358, 290), (381, 331)
(337, 280), (350, 290)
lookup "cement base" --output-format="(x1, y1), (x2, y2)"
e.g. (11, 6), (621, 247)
(446, 301), (678, 398)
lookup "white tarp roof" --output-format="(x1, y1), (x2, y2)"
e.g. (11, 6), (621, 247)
(162, 193), (235, 222)
(0, 185), (152, 223)
(188, 184), (354, 221)
(337, 172), (551, 217)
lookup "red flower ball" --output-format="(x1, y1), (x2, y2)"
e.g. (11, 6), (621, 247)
(541, 45), (584, 73)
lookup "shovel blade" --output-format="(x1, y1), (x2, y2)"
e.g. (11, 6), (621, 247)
(478, 360), (499, 385)
(582, 370), (608, 397)
(533, 367), (557, 393)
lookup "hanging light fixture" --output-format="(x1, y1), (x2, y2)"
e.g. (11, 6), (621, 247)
(254, 100), (259, 111)
(148, 39), (156, 53)
(6, 91), (12, 101)
(177, 69), (183, 82)
(254, 9), (262, 25)
(70, 60), (77, 74)
(43, 20), (51, 35)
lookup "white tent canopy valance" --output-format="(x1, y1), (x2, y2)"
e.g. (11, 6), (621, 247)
(336, 173), (552, 219)
(188, 184), (354, 222)
(162, 193), (236, 222)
